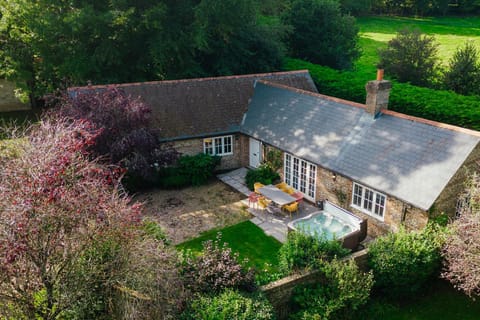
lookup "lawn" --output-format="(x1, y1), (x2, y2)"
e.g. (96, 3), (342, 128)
(176, 220), (282, 273)
(363, 279), (480, 320)
(356, 16), (480, 75)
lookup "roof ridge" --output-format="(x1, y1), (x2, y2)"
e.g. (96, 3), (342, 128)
(68, 70), (312, 91)
(258, 80), (480, 138)
(382, 109), (480, 137)
(256, 80), (366, 109)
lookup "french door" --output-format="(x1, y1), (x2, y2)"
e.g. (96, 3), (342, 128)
(284, 153), (316, 201)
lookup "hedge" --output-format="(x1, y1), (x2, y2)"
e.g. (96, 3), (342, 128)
(284, 58), (480, 131)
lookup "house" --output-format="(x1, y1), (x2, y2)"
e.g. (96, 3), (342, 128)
(69, 70), (480, 236)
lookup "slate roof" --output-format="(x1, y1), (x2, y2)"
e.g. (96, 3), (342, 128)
(68, 70), (317, 140)
(241, 81), (480, 210)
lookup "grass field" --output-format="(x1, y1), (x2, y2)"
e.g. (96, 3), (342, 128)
(176, 220), (282, 273)
(356, 16), (480, 75)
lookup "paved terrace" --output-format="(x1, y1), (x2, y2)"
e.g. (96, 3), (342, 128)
(217, 168), (318, 243)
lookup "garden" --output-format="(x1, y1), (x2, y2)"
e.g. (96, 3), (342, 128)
(3, 1), (480, 318)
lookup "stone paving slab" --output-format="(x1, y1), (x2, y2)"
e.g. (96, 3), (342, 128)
(218, 168), (320, 243)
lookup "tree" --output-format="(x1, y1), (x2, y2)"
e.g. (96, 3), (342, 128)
(0, 0), (286, 102)
(378, 28), (440, 87)
(0, 118), (186, 319)
(192, 0), (285, 76)
(443, 41), (480, 95)
(442, 172), (480, 298)
(56, 87), (179, 190)
(282, 0), (361, 70)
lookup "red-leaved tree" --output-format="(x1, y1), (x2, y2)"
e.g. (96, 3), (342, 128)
(0, 118), (186, 319)
(56, 88), (179, 189)
(442, 172), (480, 298)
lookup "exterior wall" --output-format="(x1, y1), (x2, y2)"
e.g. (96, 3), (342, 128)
(433, 143), (480, 217)
(315, 166), (428, 237)
(261, 144), (429, 238)
(170, 133), (247, 171)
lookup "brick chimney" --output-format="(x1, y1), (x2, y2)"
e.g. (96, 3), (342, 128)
(365, 69), (391, 118)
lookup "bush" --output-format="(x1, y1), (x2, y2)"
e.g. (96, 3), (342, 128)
(178, 153), (221, 186)
(278, 231), (350, 274)
(245, 164), (280, 190)
(290, 259), (373, 320)
(180, 233), (256, 294)
(378, 29), (440, 87)
(284, 58), (480, 131)
(181, 289), (275, 320)
(368, 225), (445, 296)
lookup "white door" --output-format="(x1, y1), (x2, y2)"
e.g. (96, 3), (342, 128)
(249, 138), (261, 168)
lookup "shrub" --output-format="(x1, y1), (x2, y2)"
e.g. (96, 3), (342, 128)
(368, 225), (445, 296)
(378, 28), (440, 87)
(278, 231), (350, 274)
(443, 41), (480, 95)
(245, 164), (280, 190)
(178, 153), (221, 186)
(442, 172), (480, 298)
(290, 259), (373, 320)
(180, 233), (256, 294)
(284, 58), (480, 131)
(181, 289), (275, 320)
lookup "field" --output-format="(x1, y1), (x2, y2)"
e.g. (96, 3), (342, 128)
(356, 16), (480, 75)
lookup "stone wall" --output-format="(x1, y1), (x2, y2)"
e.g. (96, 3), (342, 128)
(170, 133), (247, 171)
(433, 143), (480, 217)
(316, 165), (431, 236)
(260, 249), (369, 320)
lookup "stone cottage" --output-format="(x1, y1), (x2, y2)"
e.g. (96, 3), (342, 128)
(69, 70), (480, 236)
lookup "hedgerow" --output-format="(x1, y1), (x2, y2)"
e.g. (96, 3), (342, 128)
(284, 58), (480, 131)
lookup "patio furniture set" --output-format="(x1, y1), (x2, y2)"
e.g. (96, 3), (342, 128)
(248, 182), (304, 218)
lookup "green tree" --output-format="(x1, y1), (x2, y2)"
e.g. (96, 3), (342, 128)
(378, 28), (440, 87)
(193, 0), (285, 77)
(443, 41), (480, 95)
(0, 0), (285, 103)
(282, 0), (360, 70)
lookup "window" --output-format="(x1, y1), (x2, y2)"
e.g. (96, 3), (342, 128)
(351, 182), (386, 220)
(284, 153), (316, 200)
(203, 135), (233, 156)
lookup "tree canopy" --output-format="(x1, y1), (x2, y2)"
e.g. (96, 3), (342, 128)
(0, 0), (286, 101)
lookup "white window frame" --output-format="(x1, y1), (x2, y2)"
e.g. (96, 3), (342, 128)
(203, 135), (233, 156)
(351, 182), (386, 220)
(284, 153), (317, 201)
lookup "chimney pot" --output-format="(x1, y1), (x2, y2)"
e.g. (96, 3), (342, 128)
(376, 69), (384, 81)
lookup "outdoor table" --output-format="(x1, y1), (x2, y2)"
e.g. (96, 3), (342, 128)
(258, 184), (297, 206)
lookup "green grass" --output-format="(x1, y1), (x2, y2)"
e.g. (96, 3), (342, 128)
(362, 279), (480, 320)
(356, 16), (480, 75)
(176, 221), (282, 273)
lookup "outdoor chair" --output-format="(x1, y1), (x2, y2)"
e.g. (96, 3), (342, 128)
(282, 201), (299, 217)
(275, 182), (289, 191)
(292, 191), (304, 208)
(254, 182), (265, 194)
(248, 192), (259, 208)
(258, 196), (271, 209)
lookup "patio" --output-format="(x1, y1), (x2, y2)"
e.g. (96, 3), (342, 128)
(217, 168), (318, 242)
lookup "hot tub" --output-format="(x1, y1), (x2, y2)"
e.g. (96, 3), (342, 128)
(287, 201), (367, 251)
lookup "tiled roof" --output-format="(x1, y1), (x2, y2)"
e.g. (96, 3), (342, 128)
(241, 81), (480, 210)
(68, 70), (317, 140)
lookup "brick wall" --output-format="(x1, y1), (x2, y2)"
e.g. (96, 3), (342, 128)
(170, 134), (248, 171)
(260, 249), (369, 320)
